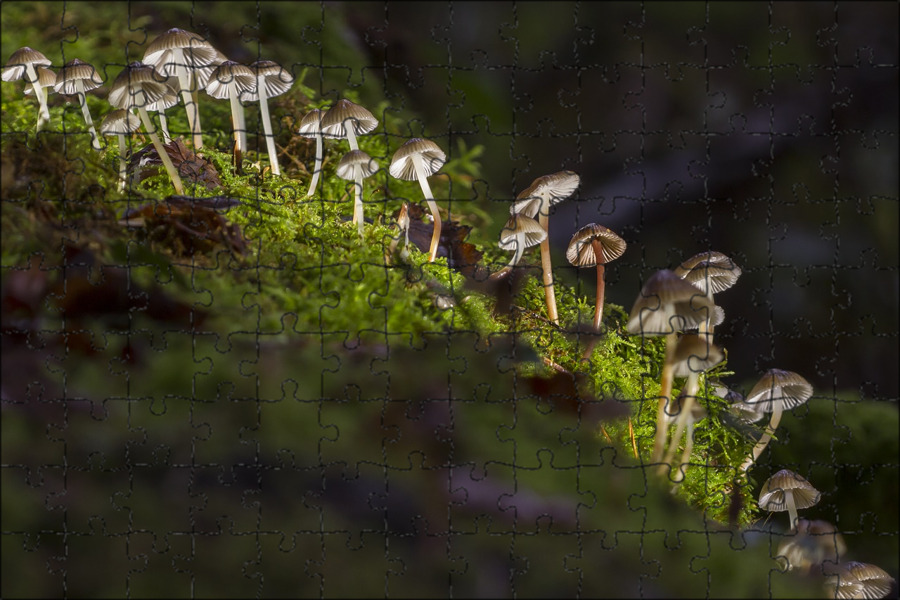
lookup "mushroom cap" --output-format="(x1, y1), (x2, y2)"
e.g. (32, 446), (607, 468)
(683, 304), (726, 330)
(566, 223), (627, 267)
(758, 469), (821, 513)
(143, 28), (219, 76)
(320, 99), (378, 139)
(825, 561), (895, 600)
(776, 518), (847, 573)
(23, 66), (56, 94)
(205, 61), (256, 99)
(297, 108), (324, 137)
(242, 60), (294, 100)
(99, 109), (142, 135)
(626, 269), (717, 336)
(107, 62), (172, 110)
(744, 368), (813, 413)
(498, 214), (547, 251)
(674, 251), (742, 296)
(334, 149), (379, 181)
(389, 138), (446, 181)
(53, 58), (103, 95)
(510, 170), (580, 217)
(192, 49), (229, 89)
(671, 334), (724, 378)
(2, 47), (52, 82)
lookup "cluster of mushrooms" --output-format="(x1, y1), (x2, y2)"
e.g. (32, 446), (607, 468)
(3, 28), (895, 600)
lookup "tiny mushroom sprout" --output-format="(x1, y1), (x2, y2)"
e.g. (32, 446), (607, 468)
(298, 108), (326, 197)
(660, 333), (723, 480)
(54, 58), (104, 150)
(498, 213), (547, 271)
(143, 28), (220, 148)
(205, 60), (256, 173)
(335, 149), (380, 237)
(99, 109), (142, 191)
(107, 62), (184, 195)
(824, 561), (896, 600)
(626, 269), (717, 464)
(389, 138), (447, 262)
(511, 170), (581, 325)
(739, 368), (813, 472)
(776, 518), (847, 575)
(566, 223), (627, 333)
(320, 98), (378, 152)
(758, 469), (821, 532)
(3, 47), (53, 130)
(246, 60), (294, 176)
(674, 250), (741, 342)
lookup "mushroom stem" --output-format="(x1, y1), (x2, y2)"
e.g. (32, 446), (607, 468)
(651, 333), (678, 464)
(25, 62), (50, 131)
(352, 175), (364, 237)
(157, 110), (172, 143)
(306, 133), (323, 197)
(73, 79), (101, 150)
(740, 405), (784, 472)
(661, 374), (700, 476)
(116, 133), (128, 191)
(672, 419), (697, 483)
(591, 238), (607, 331)
(256, 73), (280, 176)
(505, 232), (527, 269)
(785, 490), (799, 532)
(411, 153), (442, 262)
(228, 92), (243, 173)
(538, 212), (559, 324)
(173, 55), (201, 148)
(345, 123), (359, 151)
(136, 107), (184, 195)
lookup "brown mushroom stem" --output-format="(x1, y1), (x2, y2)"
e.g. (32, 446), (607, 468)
(306, 133), (324, 197)
(538, 213), (559, 324)
(740, 405), (784, 472)
(661, 374), (700, 477)
(591, 238), (607, 331)
(256, 73), (280, 176)
(651, 333), (678, 464)
(73, 79), (101, 150)
(25, 62), (51, 131)
(136, 107), (184, 195)
(410, 153), (442, 262)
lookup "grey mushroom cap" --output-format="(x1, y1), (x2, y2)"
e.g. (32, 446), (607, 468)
(744, 368), (814, 413)
(23, 66), (56, 94)
(2, 47), (52, 82)
(335, 149), (379, 181)
(205, 61), (256, 99)
(243, 60), (294, 101)
(510, 170), (580, 217)
(99, 109), (141, 135)
(320, 99), (378, 139)
(674, 251), (742, 296)
(143, 28), (219, 76)
(297, 109), (325, 136)
(498, 214), (547, 251)
(671, 334), (724, 378)
(389, 138), (447, 180)
(626, 269), (717, 336)
(566, 223), (627, 267)
(825, 561), (895, 600)
(107, 62), (172, 109)
(758, 469), (821, 512)
(53, 59), (103, 95)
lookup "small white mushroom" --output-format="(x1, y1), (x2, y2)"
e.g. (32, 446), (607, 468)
(245, 60), (294, 176)
(298, 109), (326, 197)
(758, 469), (821, 532)
(389, 138), (447, 262)
(205, 61), (256, 173)
(3, 47), (53, 131)
(335, 149), (379, 237)
(99, 109), (141, 191)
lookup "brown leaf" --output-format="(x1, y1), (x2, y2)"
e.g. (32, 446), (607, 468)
(393, 203), (487, 279)
(128, 138), (222, 190)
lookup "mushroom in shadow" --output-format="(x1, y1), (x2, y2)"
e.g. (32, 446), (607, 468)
(758, 468), (821, 532)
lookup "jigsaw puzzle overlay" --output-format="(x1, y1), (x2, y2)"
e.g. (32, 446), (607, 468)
(1, 2), (897, 597)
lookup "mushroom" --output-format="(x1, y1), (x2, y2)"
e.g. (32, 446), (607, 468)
(23, 65), (57, 98)
(3, 47), (53, 130)
(243, 60), (294, 176)
(389, 138), (447, 262)
(99, 109), (142, 191)
(566, 223), (627, 333)
(758, 469), (821, 531)
(824, 561), (896, 599)
(510, 171), (580, 325)
(297, 109), (326, 197)
(662, 389), (708, 483)
(498, 213), (547, 271)
(335, 149), (380, 237)
(626, 269), (717, 464)
(143, 28), (220, 149)
(660, 333), (723, 479)
(387, 203), (411, 260)
(205, 61), (256, 173)
(674, 251), (741, 341)
(776, 518), (846, 575)
(320, 99), (378, 152)
(107, 62), (184, 195)
(143, 80), (179, 144)
(53, 59), (104, 150)
(739, 368), (813, 472)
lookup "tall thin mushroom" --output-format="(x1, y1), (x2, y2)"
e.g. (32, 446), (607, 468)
(389, 138), (447, 262)
(205, 61), (256, 174)
(566, 223), (627, 333)
(510, 171), (580, 325)
(245, 60), (294, 176)
(298, 109), (326, 196)
(335, 149), (379, 237)
(320, 99), (378, 152)
(674, 251), (741, 342)
(99, 109), (141, 191)
(3, 47), (53, 130)
(107, 62), (184, 195)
